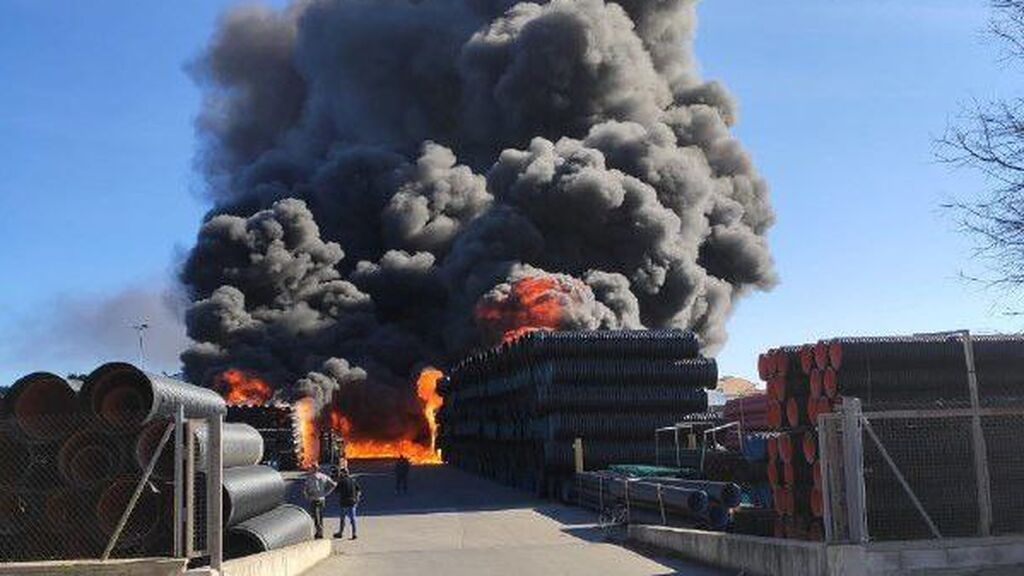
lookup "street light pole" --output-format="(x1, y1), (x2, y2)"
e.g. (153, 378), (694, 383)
(131, 322), (149, 368)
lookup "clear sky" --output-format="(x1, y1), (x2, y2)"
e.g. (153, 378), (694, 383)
(0, 0), (1019, 386)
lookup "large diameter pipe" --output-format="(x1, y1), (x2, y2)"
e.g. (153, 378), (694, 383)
(0, 429), (31, 487)
(96, 476), (163, 547)
(82, 362), (226, 431)
(223, 465), (286, 527)
(135, 421), (263, 479)
(7, 372), (79, 442)
(58, 429), (124, 488)
(225, 504), (313, 559)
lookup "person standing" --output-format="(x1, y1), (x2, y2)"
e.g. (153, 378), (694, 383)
(334, 464), (361, 540)
(303, 466), (336, 539)
(394, 456), (410, 494)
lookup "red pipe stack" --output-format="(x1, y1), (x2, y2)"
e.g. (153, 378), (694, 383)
(759, 344), (830, 540)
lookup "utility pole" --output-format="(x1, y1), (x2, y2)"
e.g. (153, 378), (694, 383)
(131, 321), (149, 368)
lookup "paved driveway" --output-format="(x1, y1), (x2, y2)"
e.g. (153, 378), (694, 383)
(298, 462), (727, 576)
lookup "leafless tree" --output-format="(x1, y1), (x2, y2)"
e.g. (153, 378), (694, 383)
(938, 1), (1024, 289)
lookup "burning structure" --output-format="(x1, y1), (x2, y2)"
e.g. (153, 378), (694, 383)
(179, 0), (776, 459)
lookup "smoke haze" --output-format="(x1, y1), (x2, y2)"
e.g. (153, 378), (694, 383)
(181, 0), (776, 440)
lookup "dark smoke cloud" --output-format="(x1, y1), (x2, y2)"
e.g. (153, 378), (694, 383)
(181, 0), (776, 439)
(3, 283), (189, 377)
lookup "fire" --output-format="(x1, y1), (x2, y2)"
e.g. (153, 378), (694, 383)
(294, 397), (319, 469)
(216, 369), (273, 406)
(416, 367), (444, 453)
(475, 275), (581, 343)
(329, 367), (444, 464)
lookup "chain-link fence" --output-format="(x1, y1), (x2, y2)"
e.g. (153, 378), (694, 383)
(818, 399), (1024, 543)
(0, 409), (223, 563)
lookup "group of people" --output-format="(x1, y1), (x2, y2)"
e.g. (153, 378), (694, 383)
(303, 455), (413, 540)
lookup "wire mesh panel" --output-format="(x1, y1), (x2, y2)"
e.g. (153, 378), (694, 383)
(820, 403), (1024, 543)
(981, 413), (1024, 535)
(0, 409), (177, 561)
(817, 412), (848, 542)
(860, 412), (979, 540)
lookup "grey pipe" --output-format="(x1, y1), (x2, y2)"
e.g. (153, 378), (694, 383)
(223, 465), (286, 527)
(82, 362), (225, 432)
(225, 504), (313, 559)
(647, 478), (742, 508)
(136, 421), (263, 479)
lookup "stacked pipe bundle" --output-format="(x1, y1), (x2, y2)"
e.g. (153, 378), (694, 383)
(756, 345), (825, 540)
(0, 363), (225, 561)
(574, 470), (740, 530)
(0, 362), (313, 562)
(226, 404), (302, 470)
(812, 334), (1024, 539)
(438, 330), (715, 496)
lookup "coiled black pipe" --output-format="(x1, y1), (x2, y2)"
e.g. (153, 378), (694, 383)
(222, 465), (286, 527)
(135, 420), (263, 479)
(225, 504), (313, 559)
(6, 373), (79, 442)
(81, 362), (225, 432)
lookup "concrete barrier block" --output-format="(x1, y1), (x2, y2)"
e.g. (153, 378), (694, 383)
(221, 539), (331, 576)
(0, 558), (187, 576)
(898, 547), (948, 571)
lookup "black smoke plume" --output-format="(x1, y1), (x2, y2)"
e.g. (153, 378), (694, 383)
(181, 0), (776, 440)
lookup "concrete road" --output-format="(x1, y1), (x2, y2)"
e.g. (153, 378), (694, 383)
(298, 461), (726, 576)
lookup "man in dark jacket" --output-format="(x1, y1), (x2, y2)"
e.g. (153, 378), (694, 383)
(394, 456), (410, 494)
(333, 464), (361, 540)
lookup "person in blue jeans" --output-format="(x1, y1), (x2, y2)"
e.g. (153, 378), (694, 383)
(334, 465), (361, 540)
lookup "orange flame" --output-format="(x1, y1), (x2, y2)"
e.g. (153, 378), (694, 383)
(216, 369), (273, 406)
(416, 367), (444, 453)
(294, 397), (319, 469)
(329, 368), (444, 464)
(475, 275), (580, 343)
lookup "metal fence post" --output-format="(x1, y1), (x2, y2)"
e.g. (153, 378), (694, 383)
(817, 413), (834, 543)
(173, 405), (184, 557)
(841, 398), (868, 543)
(207, 413), (224, 571)
(185, 419), (197, 558)
(960, 331), (993, 536)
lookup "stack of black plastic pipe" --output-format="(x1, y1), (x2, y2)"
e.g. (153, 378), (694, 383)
(0, 362), (313, 562)
(438, 330), (716, 497)
(817, 334), (1024, 539)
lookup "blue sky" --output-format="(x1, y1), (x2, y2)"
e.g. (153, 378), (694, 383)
(0, 0), (1019, 385)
